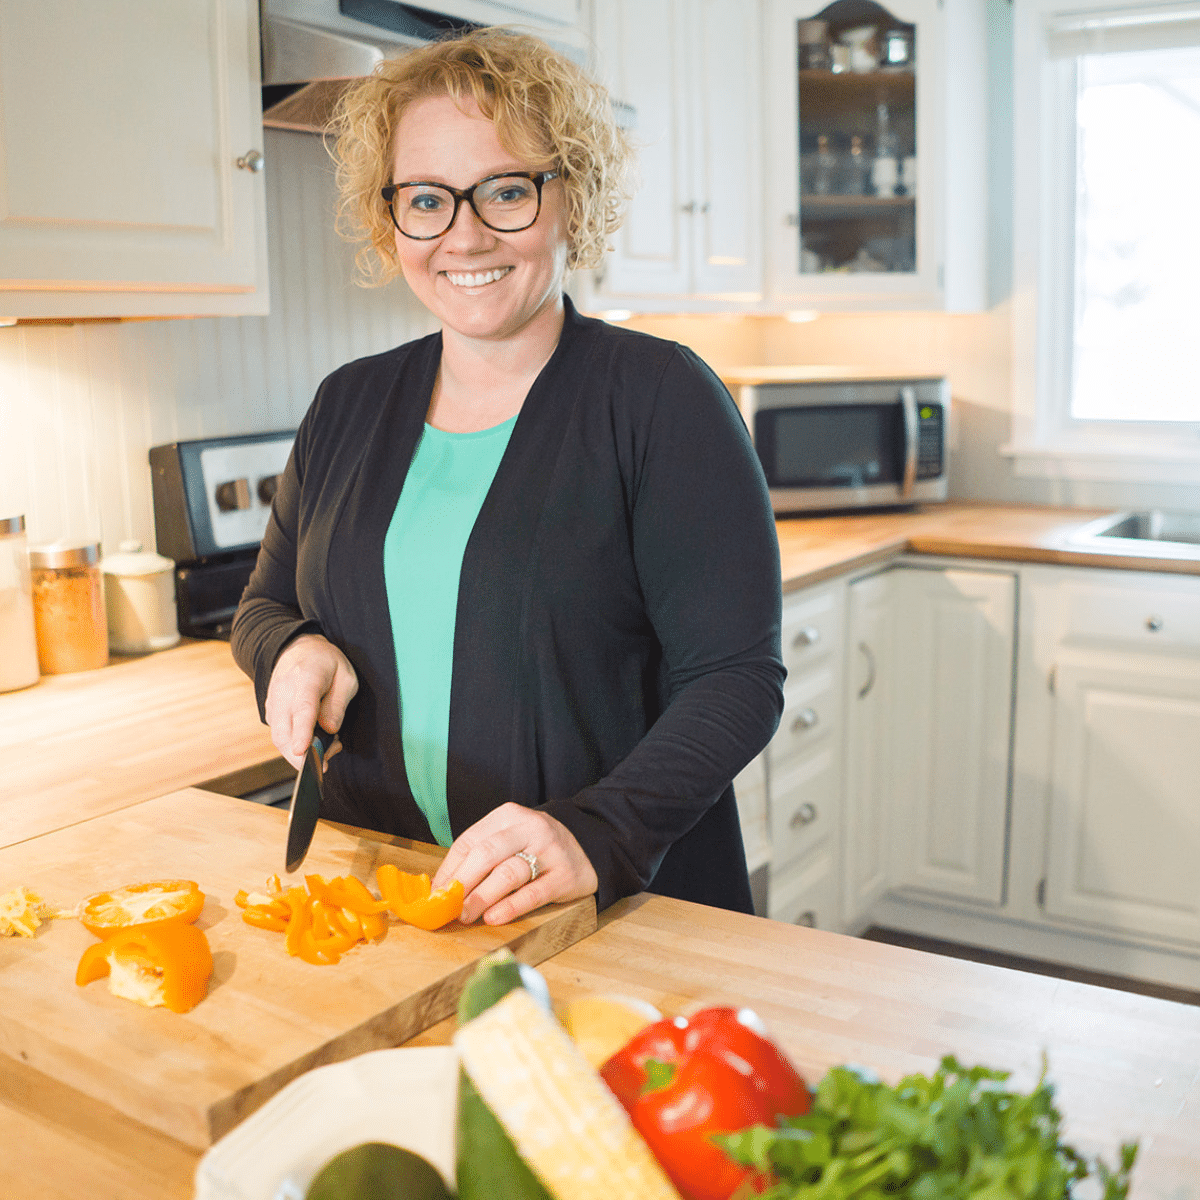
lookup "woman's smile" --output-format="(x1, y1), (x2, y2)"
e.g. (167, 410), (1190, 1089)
(443, 266), (514, 288)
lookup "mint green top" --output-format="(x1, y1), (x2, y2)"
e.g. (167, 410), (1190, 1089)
(382, 416), (518, 846)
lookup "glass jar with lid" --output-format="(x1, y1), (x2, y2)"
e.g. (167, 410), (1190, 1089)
(0, 516), (40, 692)
(29, 541), (109, 674)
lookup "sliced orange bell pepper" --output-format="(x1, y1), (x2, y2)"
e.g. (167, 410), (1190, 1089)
(79, 880), (205, 937)
(282, 886), (311, 958)
(376, 864), (464, 931)
(75, 921), (213, 1013)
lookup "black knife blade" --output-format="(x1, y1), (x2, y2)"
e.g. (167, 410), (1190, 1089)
(284, 727), (333, 874)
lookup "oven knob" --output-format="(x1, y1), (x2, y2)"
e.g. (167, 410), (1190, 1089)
(257, 474), (280, 505)
(214, 478), (251, 512)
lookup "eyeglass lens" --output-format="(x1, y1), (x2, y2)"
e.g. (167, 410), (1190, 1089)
(391, 176), (542, 237)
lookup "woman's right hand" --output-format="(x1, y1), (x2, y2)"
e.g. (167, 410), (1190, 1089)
(264, 633), (359, 769)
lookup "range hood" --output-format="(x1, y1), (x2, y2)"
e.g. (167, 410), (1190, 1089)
(260, 0), (588, 134)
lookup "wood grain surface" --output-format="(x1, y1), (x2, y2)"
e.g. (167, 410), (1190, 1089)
(414, 895), (1200, 1199)
(0, 789), (595, 1151)
(774, 501), (1200, 591)
(4, 890), (1198, 1200)
(1, 639), (281, 849)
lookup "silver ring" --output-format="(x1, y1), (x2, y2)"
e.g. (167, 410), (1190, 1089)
(514, 850), (540, 882)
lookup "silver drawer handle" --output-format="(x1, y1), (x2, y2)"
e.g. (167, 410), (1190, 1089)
(236, 149), (265, 173)
(791, 707), (818, 733)
(790, 802), (817, 828)
(792, 626), (820, 649)
(1146, 615), (1164, 632)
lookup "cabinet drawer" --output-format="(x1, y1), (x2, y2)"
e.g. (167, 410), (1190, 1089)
(781, 583), (844, 676)
(733, 754), (770, 874)
(769, 745), (837, 871)
(768, 665), (838, 771)
(1058, 576), (1200, 654)
(768, 847), (837, 929)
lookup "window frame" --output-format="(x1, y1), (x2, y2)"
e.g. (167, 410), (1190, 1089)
(1007, 0), (1200, 484)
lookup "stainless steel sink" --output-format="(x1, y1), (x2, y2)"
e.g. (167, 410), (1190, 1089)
(1069, 509), (1200, 554)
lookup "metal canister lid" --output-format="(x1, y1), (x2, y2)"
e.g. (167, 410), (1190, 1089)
(1, 515), (26, 536)
(28, 541), (102, 569)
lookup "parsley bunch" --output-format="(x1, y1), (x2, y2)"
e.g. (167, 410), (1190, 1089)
(718, 1055), (1138, 1200)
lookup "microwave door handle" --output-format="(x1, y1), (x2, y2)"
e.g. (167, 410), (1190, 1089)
(900, 385), (918, 498)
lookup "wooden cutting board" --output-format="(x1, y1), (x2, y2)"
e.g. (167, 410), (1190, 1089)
(0, 788), (595, 1151)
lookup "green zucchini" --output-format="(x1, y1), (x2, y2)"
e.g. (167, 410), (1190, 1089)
(455, 950), (553, 1200)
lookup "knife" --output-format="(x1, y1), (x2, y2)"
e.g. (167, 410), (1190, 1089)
(284, 727), (334, 874)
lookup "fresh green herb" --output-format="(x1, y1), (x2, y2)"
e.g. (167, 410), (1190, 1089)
(716, 1055), (1138, 1199)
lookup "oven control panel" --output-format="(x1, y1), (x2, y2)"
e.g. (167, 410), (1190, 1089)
(150, 431), (296, 563)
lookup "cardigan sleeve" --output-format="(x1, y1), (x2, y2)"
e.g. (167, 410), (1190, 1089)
(230, 399), (323, 719)
(542, 346), (785, 909)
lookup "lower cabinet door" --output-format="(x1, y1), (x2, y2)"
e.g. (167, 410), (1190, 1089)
(1045, 657), (1200, 946)
(768, 848), (838, 929)
(890, 567), (1016, 907)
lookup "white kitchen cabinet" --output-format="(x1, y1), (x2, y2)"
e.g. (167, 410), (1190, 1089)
(762, 0), (987, 311)
(588, 0), (763, 302)
(842, 568), (894, 928)
(844, 564), (1016, 930)
(766, 577), (845, 928)
(0, 0), (268, 320)
(889, 567), (1016, 906)
(1034, 569), (1200, 948)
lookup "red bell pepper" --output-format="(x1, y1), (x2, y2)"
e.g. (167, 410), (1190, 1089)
(600, 1006), (811, 1200)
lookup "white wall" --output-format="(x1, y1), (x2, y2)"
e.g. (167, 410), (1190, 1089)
(0, 129), (438, 554)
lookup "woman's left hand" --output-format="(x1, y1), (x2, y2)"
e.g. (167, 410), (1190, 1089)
(431, 802), (598, 925)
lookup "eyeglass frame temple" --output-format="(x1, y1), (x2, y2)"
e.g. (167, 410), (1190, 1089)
(381, 170), (560, 239)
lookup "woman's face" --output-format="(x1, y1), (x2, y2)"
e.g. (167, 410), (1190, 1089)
(390, 93), (569, 345)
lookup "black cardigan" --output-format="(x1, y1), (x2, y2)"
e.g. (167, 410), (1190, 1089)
(231, 298), (785, 913)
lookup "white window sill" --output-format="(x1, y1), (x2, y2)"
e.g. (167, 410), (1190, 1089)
(1000, 440), (1200, 484)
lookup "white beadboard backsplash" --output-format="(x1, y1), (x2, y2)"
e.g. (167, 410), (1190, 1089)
(0, 129), (439, 554)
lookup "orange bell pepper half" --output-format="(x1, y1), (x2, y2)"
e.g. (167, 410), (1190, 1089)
(375, 864), (464, 931)
(75, 921), (213, 1013)
(79, 880), (205, 937)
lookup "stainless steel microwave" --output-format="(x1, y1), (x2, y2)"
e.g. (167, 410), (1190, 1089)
(728, 375), (949, 514)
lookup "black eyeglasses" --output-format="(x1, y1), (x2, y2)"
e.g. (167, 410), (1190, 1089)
(382, 170), (560, 240)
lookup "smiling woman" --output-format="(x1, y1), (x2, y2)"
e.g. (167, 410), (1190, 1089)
(230, 27), (786, 930)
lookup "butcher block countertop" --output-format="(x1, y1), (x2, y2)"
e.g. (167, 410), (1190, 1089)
(3, 875), (1197, 1200)
(5, 502), (1197, 853)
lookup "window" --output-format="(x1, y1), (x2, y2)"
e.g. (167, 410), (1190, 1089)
(1010, 0), (1200, 482)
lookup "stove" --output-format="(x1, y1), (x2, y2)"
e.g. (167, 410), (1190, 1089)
(149, 432), (295, 640)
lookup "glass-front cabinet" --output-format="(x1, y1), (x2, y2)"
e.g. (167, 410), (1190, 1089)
(765, 0), (987, 311)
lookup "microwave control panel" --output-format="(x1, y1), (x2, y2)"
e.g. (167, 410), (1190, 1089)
(916, 403), (944, 479)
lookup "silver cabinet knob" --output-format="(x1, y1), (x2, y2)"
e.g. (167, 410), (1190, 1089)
(796, 910), (817, 927)
(789, 802), (817, 829)
(792, 626), (820, 649)
(791, 707), (818, 733)
(236, 149), (265, 173)
(1146, 615), (1164, 632)
(680, 201), (697, 214)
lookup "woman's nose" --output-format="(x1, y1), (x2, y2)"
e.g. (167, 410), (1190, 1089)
(440, 198), (495, 250)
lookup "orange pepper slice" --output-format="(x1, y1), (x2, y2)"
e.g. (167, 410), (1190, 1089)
(282, 887), (310, 958)
(241, 908), (288, 933)
(376, 864), (464, 931)
(79, 880), (205, 938)
(75, 921), (213, 1013)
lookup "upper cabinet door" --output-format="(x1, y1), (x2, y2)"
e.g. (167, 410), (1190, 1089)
(589, 0), (763, 302)
(763, 0), (987, 311)
(0, 0), (268, 319)
(688, 0), (763, 299)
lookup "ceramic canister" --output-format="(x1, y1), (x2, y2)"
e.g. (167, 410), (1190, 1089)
(101, 540), (180, 654)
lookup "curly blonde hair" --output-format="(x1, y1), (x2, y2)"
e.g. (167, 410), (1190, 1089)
(330, 27), (633, 283)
